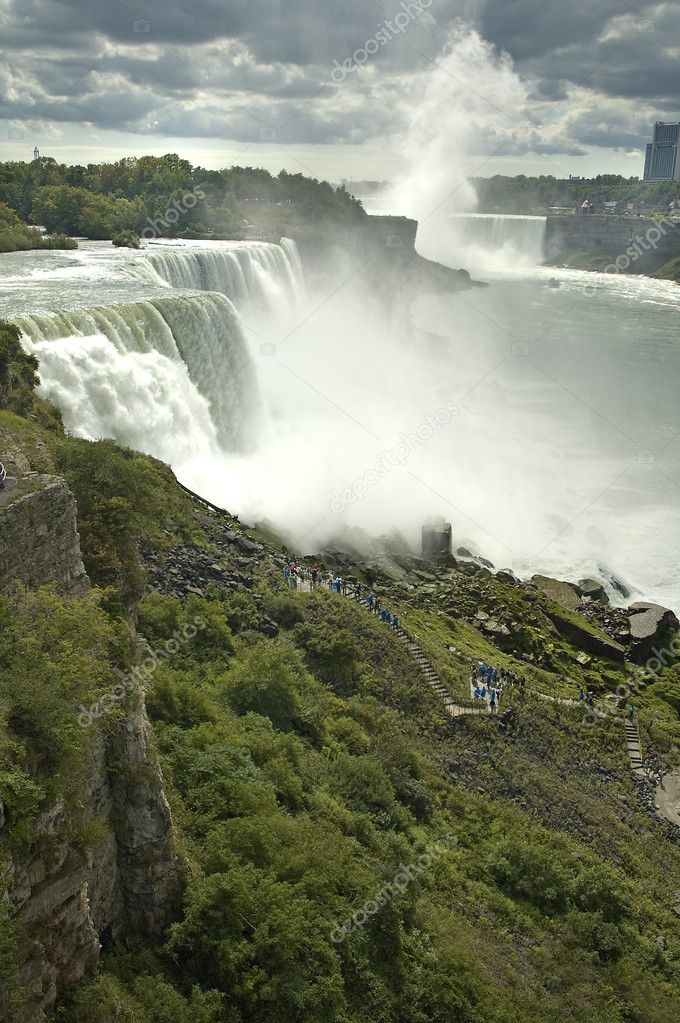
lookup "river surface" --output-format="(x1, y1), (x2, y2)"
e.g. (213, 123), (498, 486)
(0, 224), (678, 612)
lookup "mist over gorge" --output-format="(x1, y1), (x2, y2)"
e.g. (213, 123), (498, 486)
(2, 212), (678, 616)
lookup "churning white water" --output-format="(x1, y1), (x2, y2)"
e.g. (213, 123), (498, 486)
(25, 334), (221, 467)
(1, 227), (679, 612)
(17, 292), (260, 452)
(447, 214), (547, 269)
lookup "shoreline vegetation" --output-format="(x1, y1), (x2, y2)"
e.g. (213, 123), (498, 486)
(0, 202), (76, 253)
(0, 154), (367, 247)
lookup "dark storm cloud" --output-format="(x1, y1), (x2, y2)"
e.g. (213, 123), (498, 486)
(477, 1), (639, 62)
(0, 0), (435, 64)
(0, 0), (677, 157)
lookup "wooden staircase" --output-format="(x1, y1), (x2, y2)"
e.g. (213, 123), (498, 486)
(624, 717), (644, 771)
(394, 627), (488, 719)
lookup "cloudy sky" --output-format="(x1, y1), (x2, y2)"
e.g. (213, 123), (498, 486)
(0, 0), (677, 180)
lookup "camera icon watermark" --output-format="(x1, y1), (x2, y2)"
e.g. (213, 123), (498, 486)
(259, 126), (277, 142)
(637, 450), (655, 465)
(386, 235), (404, 248)
(516, 121), (539, 143)
(637, 19), (655, 32)
(583, 283), (597, 298)
(260, 343), (277, 357)
(133, 19), (150, 33)
(512, 342), (530, 356)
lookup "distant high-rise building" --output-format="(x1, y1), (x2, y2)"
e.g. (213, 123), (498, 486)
(643, 122), (680, 181)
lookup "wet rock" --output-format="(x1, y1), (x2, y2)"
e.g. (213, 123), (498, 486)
(544, 604), (626, 663)
(578, 578), (609, 604)
(531, 574), (581, 611)
(235, 535), (263, 554)
(483, 619), (511, 637)
(627, 602), (679, 664)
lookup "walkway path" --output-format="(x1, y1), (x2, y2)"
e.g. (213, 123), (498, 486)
(285, 569), (673, 808)
(394, 627), (489, 719)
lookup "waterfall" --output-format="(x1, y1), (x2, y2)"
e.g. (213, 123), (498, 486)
(17, 292), (259, 452)
(25, 334), (221, 467)
(125, 239), (304, 310)
(448, 214), (547, 268)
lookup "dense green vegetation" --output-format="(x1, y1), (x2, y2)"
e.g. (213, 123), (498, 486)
(58, 582), (680, 1023)
(0, 200), (76, 253)
(0, 155), (365, 244)
(472, 174), (680, 214)
(0, 323), (679, 1022)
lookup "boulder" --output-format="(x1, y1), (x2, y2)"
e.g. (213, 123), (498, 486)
(578, 578), (609, 604)
(456, 546), (494, 570)
(531, 574), (581, 612)
(543, 604), (626, 663)
(627, 602), (680, 664)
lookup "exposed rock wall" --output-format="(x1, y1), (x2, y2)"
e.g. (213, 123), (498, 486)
(544, 215), (680, 273)
(0, 475), (89, 597)
(4, 704), (177, 1023)
(0, 473), (177, 1022)
(291, 214), (479, 298)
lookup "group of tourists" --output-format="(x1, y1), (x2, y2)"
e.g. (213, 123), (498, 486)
(283, 561), (357, 595)
(283, 561), (306, 589)
(281, 561), (400, 629)
(469, 662), (526, 714)
(363, 592), (399, 629)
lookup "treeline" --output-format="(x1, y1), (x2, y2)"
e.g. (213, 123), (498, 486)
(0, 201), (76, 253)
(0, 155), (365, 244)
(472, 174), (680, 214)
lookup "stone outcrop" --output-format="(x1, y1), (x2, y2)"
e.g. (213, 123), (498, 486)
(0, 474), (89, 596)
(531, 574), (581, 612)
(0, 471), (177, 1021)
(290, 214), (483, 298)
(627, 602), (680, 664)
(4, 703), (177, 1023)
(544, 215), (680, 275)
(543, 603), (626, 664)
(578, 578), (609, 604)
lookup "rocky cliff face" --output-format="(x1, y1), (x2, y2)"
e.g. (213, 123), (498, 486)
(0, 474), (177, 1022)
(291, 214), (481, 298)
(5, 701), (177, 1022)
(544, 215), (680, 274)
(0, 475), (89, 597)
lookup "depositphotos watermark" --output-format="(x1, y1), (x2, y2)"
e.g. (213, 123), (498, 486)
(601, 218), (679, 276)
(330, 832), (457, 943)
(140, 185), (206, 241)
(77, 616), (207, 726)
(330, 0), (433, 83)
(330, 401), (458, 514)
(582, 633), (680, 729)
